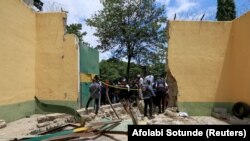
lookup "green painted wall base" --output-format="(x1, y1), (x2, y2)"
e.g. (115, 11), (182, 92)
(34, 100), (78, 114)
(0, 101), (35, 122)
(0, 100), (77, 123)
(0, 100), (238, 122)
(178, 102), (234, 116)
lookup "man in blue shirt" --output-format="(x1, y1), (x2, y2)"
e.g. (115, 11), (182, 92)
(86, 75), (101, 115)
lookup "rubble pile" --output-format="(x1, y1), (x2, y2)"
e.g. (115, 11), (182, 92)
(30, 113), (75, 134)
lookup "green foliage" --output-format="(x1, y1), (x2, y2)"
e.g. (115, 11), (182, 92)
(216, 0), (236, 21)
(99, 59), (165, 82)
(86, 0), (167, 80)
(34, 0), (43, 11)
(66, 23), (87, 42)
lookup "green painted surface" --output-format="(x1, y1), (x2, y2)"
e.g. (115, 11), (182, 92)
(35, 97), (81, 121)
(80, 82), (91, 108)
(79, 43), (99, 108)
(0, 100), (78, 122)
(178, 102), (234, 116)
(79, 43), (99, 74)
(100, 120), (133, 132)
(0, 101), (35, 122)
(34, 100), (78, 114)
(26, 130), (73, 141)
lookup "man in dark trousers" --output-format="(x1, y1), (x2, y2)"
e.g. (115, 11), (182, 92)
(86, 75), (101, 115)
(155, 76), (168, 114)
(142, 80), (156, 119)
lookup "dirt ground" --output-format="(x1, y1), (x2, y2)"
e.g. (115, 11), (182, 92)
(0, 113), (228, 141)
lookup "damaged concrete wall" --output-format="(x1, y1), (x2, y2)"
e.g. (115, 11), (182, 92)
(36, 13), (78, 105)
(168, 12), (250, 115)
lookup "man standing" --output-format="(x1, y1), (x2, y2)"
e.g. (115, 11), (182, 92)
(86, 75), (101, 115)
(142, 80), (156, 119)
(155, 76), (168, 114)
(137, 74), (144, 87)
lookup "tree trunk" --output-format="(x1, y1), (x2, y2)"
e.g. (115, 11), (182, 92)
(126, 55), (131, 83)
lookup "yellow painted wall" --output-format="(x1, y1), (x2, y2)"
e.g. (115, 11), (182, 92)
(230, 12), (250, 103)
(0, 0), (78, 105)
(36, 13), (78, 101)
(168, 12), (250, 104)
(0, 0), (36, 105)
(61, 34), (78, 101)
(168, 21), (232, 102)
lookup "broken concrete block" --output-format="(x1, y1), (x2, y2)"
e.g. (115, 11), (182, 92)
(164, 110), (179, 117)
(109, 109), (114, 115)
(37, 121), (51, 128)
(81, 115), (92, 122)
(37, 113), (69, 123)
(37, 115), (55, 123)
(167, 107), (178, 112)
(0, 120), (7, 129)
(89, 113), (96, 119)
(151, 118), (158, 123)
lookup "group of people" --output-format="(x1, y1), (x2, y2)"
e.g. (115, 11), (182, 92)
(85, 73), (169, 119)
(138, 73), (169, 119)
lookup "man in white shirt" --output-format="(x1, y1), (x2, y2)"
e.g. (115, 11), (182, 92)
(144, 73), (154, 87)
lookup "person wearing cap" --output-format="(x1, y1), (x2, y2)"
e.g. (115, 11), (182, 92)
(86, 75), (101, 115)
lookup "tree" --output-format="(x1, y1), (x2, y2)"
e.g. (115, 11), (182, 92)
(66, 24), (87, 42)
(86, 0), (167, 81)
(34, 0), (43, 11)
(216, 0), (236, 21)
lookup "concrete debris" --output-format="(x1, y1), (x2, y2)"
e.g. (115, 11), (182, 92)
(137, 100), (144, 114)
(36, 121), (50, 128)
(164, 109), (179, 117)
(31, 121), (66, 135)
(0, 120), (7, 129)
(37, 113), (67, 123)
(81, 115), (92, 122)
(28, 103), (231, 135)
(30, 114), (77, 134)
(167, 107), (178, 112)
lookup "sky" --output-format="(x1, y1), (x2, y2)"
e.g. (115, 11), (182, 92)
(41, 0), (250, 61)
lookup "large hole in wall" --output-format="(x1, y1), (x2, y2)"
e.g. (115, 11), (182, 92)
(166, 69), (178, 108)
(165, 21), (178, 108)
